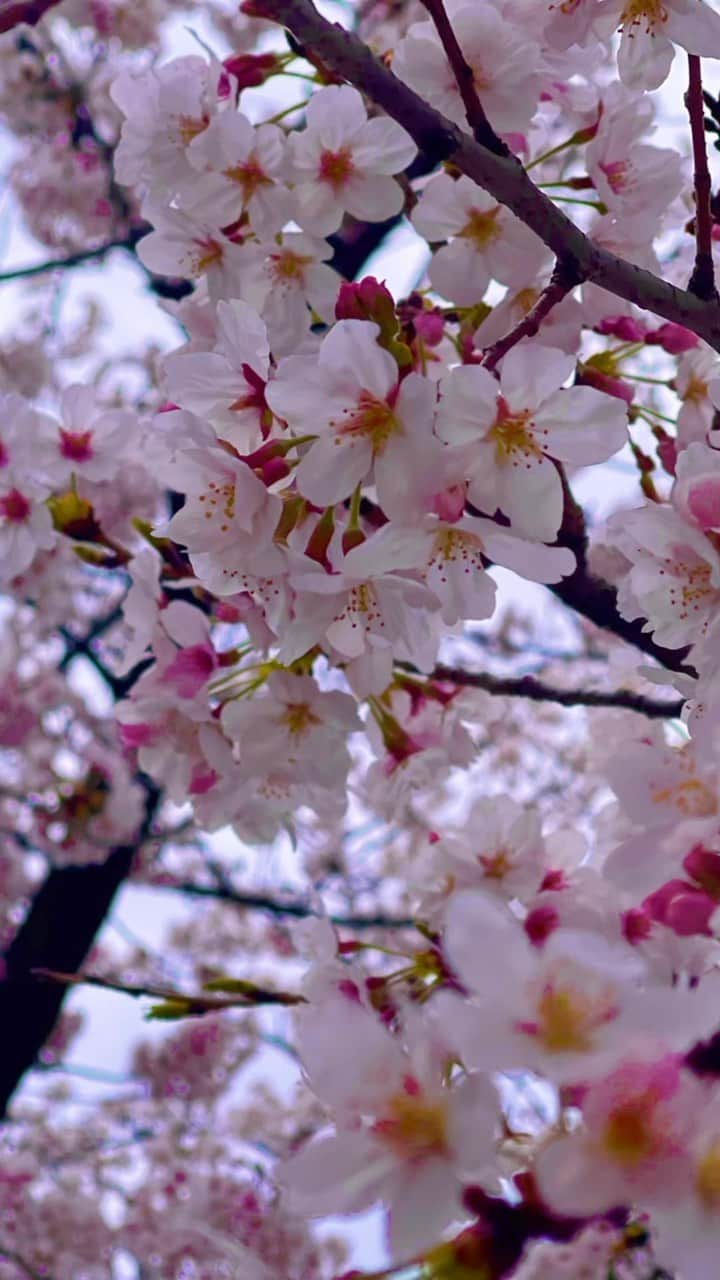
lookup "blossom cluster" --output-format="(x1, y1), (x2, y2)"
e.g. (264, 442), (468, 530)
(5, 0), (720, 1276)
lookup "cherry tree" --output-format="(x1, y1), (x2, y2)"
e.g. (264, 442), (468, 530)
(4, 0), (720, 1276)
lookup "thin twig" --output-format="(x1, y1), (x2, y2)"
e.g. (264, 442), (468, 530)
(149, 878), (415, 931)
(482, 258), (583, 371)
(429, 665), (685, 718)
(418, 0), (506, 154)
(686, 54), (717, 301)
(32, 968), (306, 1012)
(0, 236), (140, 284)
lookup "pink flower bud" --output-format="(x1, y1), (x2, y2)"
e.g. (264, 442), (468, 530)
(647, 323), (699, 354)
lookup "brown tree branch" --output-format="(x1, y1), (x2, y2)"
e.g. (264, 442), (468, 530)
(148, 878), (415, 931)
(430, 665), (684, 718)
(418, 0), (506, 154)
(686, 54), (717, 301)
(0, 0), (61, 33)
(252, 0), (720, 350)
(0, 237), (139, 284)
(33, 968), (306, 1012)
(482, 258), (583, 370)
(0, 777), (160, 1118)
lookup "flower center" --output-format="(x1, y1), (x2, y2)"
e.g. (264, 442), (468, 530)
(59, 428), (94, 462)
(479, 846), (511, 881)
(177, 114), (209, 146)
(319, 146), (355, 190)
(602, 1101), (656, 1166)
(697, 1142), (720, 1208)
(192, 237), (224, 274)
(269, 248), (313, 283)
(223, 158), (273, 202)
(650, 774), (716, 818)
(459, 206), (500, 250)
(0, 489), (31, 523)
(682, 374), (708, 405)
(600, 160), (630, 195)
(332, 391), (400, 456)
(374, 1088), (448, 1161)
(281, 702), (321, 736)
(489, 398), (539, 464)
(619, 0), (668, 32)
(197, 479), (236, 532)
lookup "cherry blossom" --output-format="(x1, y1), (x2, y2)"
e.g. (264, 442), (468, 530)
(289, 85), (416, 236)
(436, 345), (628, 541)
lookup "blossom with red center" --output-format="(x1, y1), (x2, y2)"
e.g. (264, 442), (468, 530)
(290, 85), (416, 236)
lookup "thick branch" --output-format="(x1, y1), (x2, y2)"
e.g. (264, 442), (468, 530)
(418, 0), (505, 153)
(0, 778), (159, 1118)
(0, 0), (61, 33)
(686, 54), (717, 301)
(430, 665), (684, 718)
(254, 0), (720, 350)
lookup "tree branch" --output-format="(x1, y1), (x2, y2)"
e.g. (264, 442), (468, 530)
(0, 237), (139, 283)
(482, 258), (583, 370)
(0, 0), (61, 33)
(418, 0), (505, 153)
(148, 878), (415, 931)
(686, 54), (717, 301)
(33, 968), (305, 1012)
(0, 777), (160, 1118)
(252, 0), (720, 350)
(430, 665), (684, 718)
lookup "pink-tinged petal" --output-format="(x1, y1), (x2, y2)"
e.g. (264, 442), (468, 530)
(296, 999), (406, 1114)
(279, 1130), (395, 1217)
(665, 0), (720, 57)
(319, 320), (398, 399)
(477, 521), (576, 582)
(295, 432), (372, 505)
(436, 365), (499, 445)
(428, 241), (492, 307)
(294, 182), (345, 236)
(443, 890), (531, 994)
(353, 117), (417, 173)
(341, 524), (430, 577)
(535, 1136), (620, 1216)
(343, 172), (405, 223)
(447, 1072), (498, 1178)
(500, 344), (574, 412)
(305, 84), (368, 146)
(266, 356), (341, 430)
(617, 27), (674, 91)
(386, 1157), (461, 1262)
(488, 451), (564, 542)
(534, 386), (627, 465)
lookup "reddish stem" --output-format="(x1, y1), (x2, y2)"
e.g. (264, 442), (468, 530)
(482, 258), (582, 371)
(419, 0), (507, 155)
(686, 54), (717, 301)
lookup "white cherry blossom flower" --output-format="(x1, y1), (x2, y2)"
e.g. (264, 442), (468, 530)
(412, 174), (548, 306)
(111, 55), (224, 191)
(436, 345), (628, 541)
(279, 995), (497, 1261)
(289, 85), (416, 237)
(394, 2), (544, 136)
(183, 111), (291, 235)
(163, 299), (271, 452)
(267, 319), (436, 512)
(221, 670), (360, 788)
(51, 385), (137, 485)
(442, 890), (718, 1082)
(609, 503), (720, 648)
(137, 203), (249, 302)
